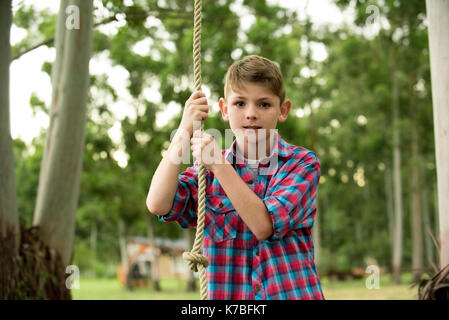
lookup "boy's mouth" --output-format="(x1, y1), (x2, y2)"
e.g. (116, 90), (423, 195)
(242, 125), (262, 129)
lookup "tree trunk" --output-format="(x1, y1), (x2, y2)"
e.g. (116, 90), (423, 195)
(410, 86), (424, 282)
(147, 215), (161, 291)
(32, 0), (93, 270)
(433, 181), (439, 246)
(385, 164), (395, 256)
(422, 185), (436, 271)
(0, 0), (71, 293)
(38, 0), (67, 185)
(303, 2), (320, 271)
(391, 64), (403, 285)
(426, 0), (449, 269)
(410, 120), (424, 281)
(90, 220), (97, 275)
(0, 0), (21, 299)
(0, 0), (18, 248)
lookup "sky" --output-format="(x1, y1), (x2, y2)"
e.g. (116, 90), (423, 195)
(9, 0), (353, 166)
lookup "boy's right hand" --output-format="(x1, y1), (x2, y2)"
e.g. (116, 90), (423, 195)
(179, 91), (209, 137)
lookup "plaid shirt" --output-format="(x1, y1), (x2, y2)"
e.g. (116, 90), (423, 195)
(159, 132), (324, 300)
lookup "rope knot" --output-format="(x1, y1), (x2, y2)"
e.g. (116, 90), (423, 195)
(182, 251), (209, 272)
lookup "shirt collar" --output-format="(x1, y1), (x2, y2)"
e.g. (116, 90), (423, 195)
(224, 131), (294, 167)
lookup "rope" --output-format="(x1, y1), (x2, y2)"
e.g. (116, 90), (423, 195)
(182, 0), (209, 300)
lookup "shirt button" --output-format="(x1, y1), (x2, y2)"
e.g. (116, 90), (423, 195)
(248, 179), (253, 184)
(218, 202), (223, 208)
(254, 284), (261, 291)
(256, 251), (259, 256)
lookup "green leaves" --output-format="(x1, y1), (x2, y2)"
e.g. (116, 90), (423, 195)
(11, 4), (56, 60)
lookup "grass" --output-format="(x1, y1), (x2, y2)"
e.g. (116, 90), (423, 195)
(72, 273), (418, 300)
(321, 273), (418, 300)
(72, 278), (200, 300)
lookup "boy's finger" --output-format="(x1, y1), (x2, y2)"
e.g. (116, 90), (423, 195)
(190, 137), (201, 144)
(188, 104), (209, 112)
(190, 97), (208, 106)
(195, 111), (208, 121)
(194, 105), (209, 112)
(186, 91), (203, 105)
(190, 91), (205, 100)
(189, 105), (209, 113)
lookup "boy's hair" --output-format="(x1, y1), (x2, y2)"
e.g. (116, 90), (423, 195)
(224, 55), (286, 104)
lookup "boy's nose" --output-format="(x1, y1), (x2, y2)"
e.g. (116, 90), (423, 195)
(245, 105), (258, 120)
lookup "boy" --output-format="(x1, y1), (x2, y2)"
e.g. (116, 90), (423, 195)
(146, 55), (324, 300)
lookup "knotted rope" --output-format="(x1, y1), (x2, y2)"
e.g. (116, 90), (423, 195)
(182, 0), (209, 300)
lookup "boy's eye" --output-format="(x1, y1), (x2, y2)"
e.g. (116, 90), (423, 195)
(235, 101), (245, 107)
(260, 102), (270, 108)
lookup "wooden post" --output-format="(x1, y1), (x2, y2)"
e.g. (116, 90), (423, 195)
(426, 0), (449, 268)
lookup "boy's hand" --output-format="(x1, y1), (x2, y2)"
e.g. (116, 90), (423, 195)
(191, 130), (225, 171)
(180, 91), (209, 137)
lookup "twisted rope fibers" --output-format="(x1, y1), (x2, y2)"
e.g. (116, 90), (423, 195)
(182, 0), (209, 300)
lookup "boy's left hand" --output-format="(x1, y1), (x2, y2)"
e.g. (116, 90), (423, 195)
(191, 130), (225, 171)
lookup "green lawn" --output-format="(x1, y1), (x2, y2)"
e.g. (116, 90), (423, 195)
(72, 274), (418, 300)
(321, 273), (418, 300)
(72, 278), (200, 300)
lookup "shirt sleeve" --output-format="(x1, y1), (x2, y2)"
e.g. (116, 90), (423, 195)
(158, 161), (200, 229)
(262, 152), (320, 242)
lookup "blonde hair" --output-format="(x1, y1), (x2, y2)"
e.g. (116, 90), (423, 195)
(224, 55), (285, 104)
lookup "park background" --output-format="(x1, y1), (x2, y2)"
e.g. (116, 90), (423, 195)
(1, 0), (445, 299)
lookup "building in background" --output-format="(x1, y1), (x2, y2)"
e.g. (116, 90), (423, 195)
(117, 237), (190, 289)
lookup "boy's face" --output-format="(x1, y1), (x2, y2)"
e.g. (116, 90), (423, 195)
(219, 82), (291, 150)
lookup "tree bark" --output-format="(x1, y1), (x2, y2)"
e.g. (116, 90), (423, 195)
(90, 220), (97, 275)
(32, 0), (93, 268)
(385, 164), (395, 255)
(410, 85), (423, 282)
(391, 58), (403, 284)
(0, 0), (21, 299)
(38, 0), (68, 181)
(422, 185), (436, 271)
(426, 0), (449, 269)
(433, 181), (439, 246)
(0, 0), (19, 245)
(303, 1), (321, 271)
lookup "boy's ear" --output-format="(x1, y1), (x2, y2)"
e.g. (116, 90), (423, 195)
(278, 99), (291, 122)
(219, 98), (229, 122)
